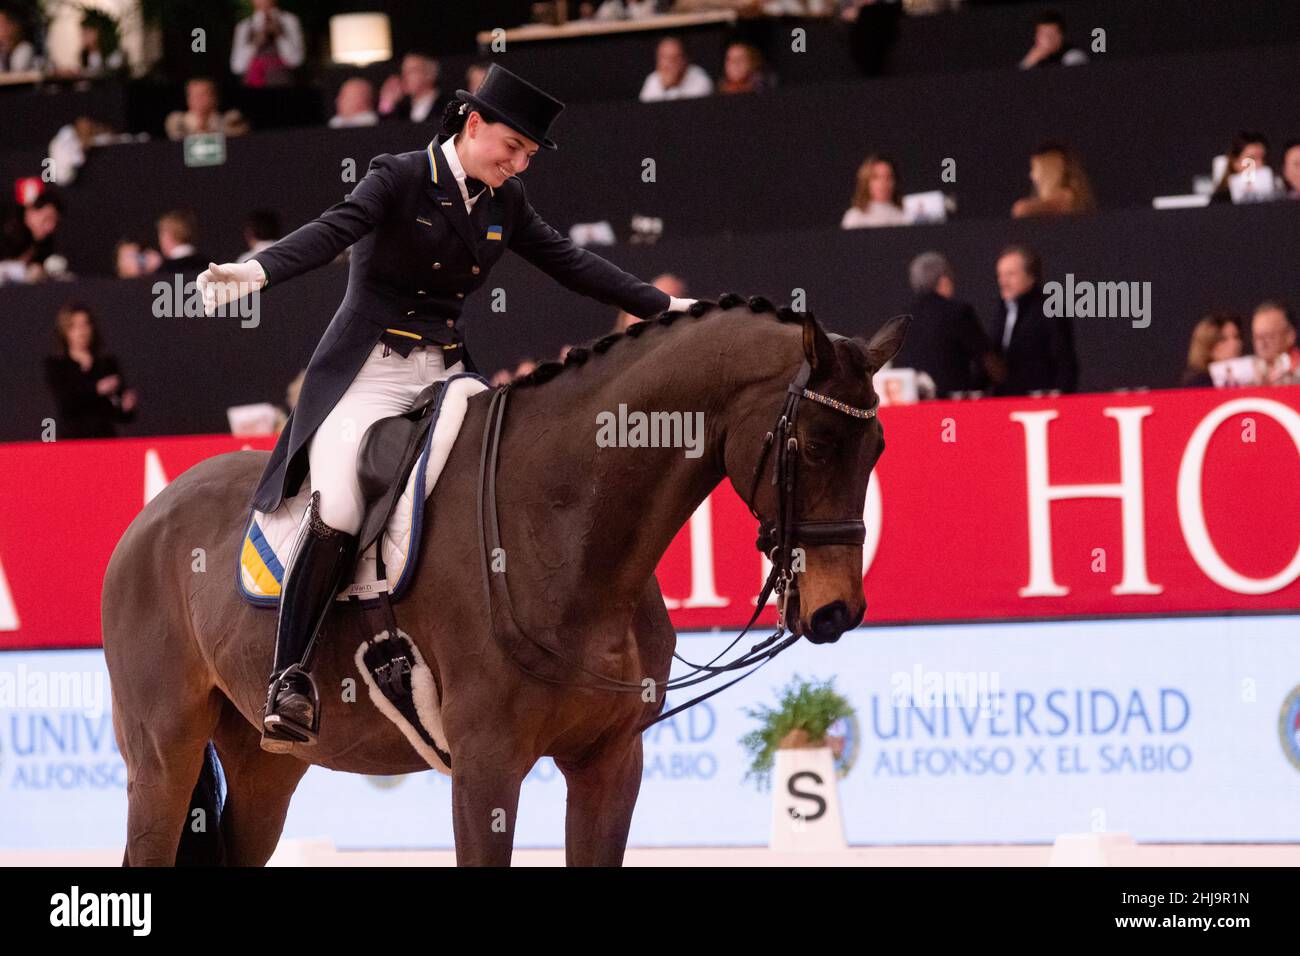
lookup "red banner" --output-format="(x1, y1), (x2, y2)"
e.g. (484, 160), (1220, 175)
(2, 388), (1298, 649)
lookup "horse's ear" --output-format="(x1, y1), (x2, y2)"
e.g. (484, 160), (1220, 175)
(864, 314), (911, 371)
(802, 314), (836, 375)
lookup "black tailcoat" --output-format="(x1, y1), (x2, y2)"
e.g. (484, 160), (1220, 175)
(249, 134), (669, 513)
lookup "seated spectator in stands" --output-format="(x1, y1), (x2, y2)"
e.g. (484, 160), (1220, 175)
(1210, 131), (1269, 204)
(896, 252), (1003, 398)
(841, 154), (911, 228)
(380, 53), (449, 124)
(615, 273), (687, 332)
(1019, 10), (1088, 69)
(0, 192), (62, 283)
(991, 244), (1078, 395)
(1251, 301), (1300, 386)
(837, 0), (902, 77)
(1012, 142), (1095, 217)
(74, 12), (125, 74)
(164, 78), (250, 141)
(114, 237), (162, 278)
(156, 210), (207, 275)
(1181, 311), (1244, 387)
(43, 302), (138, 439)
(0, 7), (35, 72)
(230, 0), (303, 87)
(465, 61), (490, 95)
(719, 42), (770, 95)
(238, 209), (281, 264)
(1280, 139), (1300, 199)
(640, 36), (713, 102)
(329, 77), (378, 128)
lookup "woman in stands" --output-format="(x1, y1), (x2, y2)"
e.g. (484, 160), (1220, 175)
(1011, 142), (1095, 218)
(43, 302), (138, 438)
(841, 154), (910, 228)
(1181, 311), (1244, 387)
(197, 65), (695, 751)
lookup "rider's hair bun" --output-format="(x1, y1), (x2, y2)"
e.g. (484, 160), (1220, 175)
(442, 98), (470, 137)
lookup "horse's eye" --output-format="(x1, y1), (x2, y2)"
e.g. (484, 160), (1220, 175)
(804, 439), (831, 463)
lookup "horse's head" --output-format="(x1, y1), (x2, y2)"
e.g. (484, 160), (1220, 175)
(724, 305), (909, 644)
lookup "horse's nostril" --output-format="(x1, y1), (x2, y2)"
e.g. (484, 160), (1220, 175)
(808, 601), (861, 644)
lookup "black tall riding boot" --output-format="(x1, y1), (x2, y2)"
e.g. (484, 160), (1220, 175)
(261, 492), (358, 753)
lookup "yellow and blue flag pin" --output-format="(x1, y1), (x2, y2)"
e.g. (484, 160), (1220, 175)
(486, 225), (502, 241)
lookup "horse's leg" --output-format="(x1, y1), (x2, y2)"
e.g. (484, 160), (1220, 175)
(557, 735), (644, 867)
(450, 740), (532, 866)
(115, 685), (223, 866)
(212, 699), (310, 866)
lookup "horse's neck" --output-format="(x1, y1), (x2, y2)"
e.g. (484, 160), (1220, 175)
(498, 315), (796, 619)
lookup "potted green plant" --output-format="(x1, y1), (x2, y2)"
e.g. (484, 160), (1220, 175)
(742, 675), (854, 851)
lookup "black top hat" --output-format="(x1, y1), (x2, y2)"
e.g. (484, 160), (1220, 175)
(455, 64), (565, 151)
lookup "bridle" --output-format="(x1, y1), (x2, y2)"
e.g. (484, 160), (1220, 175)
(475, 337), (878, 732)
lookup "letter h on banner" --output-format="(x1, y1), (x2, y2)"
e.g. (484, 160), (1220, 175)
(1011, 407), (1162, 597)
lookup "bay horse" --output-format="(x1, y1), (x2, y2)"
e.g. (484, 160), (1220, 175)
(101, 294), (907, 866)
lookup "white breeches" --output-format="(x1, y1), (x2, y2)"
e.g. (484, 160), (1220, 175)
(307, 341), (463, 534)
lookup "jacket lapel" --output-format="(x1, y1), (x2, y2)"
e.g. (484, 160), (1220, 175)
(426, 135), (480, 264)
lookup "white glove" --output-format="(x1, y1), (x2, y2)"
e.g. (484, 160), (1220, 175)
(197, 259), (267, 315)
(668, 296), (697, 313)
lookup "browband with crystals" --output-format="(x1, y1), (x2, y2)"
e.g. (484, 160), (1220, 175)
(799, 388), (878, 419)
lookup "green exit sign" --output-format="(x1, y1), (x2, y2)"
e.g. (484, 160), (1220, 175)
(184, 133), (227, 167)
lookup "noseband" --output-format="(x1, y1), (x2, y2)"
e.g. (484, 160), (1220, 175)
(475, 341), (878, 732)
(744, 354), (878, 634)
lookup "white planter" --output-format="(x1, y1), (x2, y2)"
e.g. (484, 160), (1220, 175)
(769, 746), (847, 852)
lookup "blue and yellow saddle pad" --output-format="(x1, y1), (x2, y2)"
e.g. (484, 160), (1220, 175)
(237, 372), (490, 607)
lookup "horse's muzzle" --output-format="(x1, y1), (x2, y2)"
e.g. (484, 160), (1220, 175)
(805, 600), (864, 645)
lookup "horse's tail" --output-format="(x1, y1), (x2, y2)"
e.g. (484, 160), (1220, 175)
(174, 742), (227, 866)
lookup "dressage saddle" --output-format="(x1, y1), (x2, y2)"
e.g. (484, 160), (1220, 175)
(355, 381), (448, 555)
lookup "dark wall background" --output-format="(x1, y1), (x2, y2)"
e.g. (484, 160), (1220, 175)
(3, 200), (1296, 443)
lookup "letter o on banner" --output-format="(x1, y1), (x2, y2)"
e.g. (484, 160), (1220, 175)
(862, 472), (882, 576)
(1177, 398), (1300, 594)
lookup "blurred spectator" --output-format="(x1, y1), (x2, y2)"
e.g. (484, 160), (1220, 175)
(639, 36), (713, 102)
(0, 192), (62, 283)
(719, 42), (770, 95)
(841, 154), (910, 228)
(1210, 131), (1269, 204)
(837, 0), (902, 77)
(114, 237), (162, 278)
(230, 0), (303, 87)
(43, 302), (138, 439)
(615, 273), (686, 332)
(381, 53), (449, 123)
(238, 209), (281, 263)
(156, 210), (207, 274)
(895, 252), (1003, 397)
(1279, 139), (1300, 199)
(465, 61), (490, 95)
(1181, 311), (1244, 387)
(74, 12), (125, 74)
(329, 77), (378, 128)
(1012, 142), (1095, 217)
(165, 78), (251, 140)
(0, 7), (35, 72)
(1019, 10), (1088, 69)
(991, 244), (1078, 395)
(1251, 301), (1300, 385)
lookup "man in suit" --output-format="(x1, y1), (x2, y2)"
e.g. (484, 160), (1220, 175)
(894, 252), (1002, 397)
(991, 244), (1078, 395)
(198, 65), (695, 750)
(382, 52), (450, 124)
(156, 209), (208, 275)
